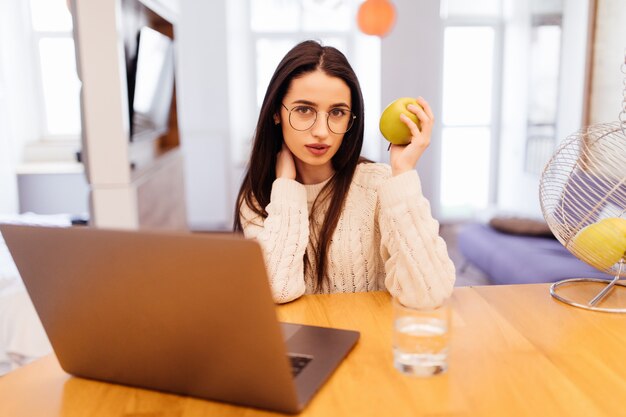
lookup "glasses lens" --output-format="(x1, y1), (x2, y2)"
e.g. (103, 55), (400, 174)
(286, 105), (355, 134)
(289, 106), (317, 131)
(328, 111), (355, 134)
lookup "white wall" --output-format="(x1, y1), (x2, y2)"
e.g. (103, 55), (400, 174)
(557, 0), (591, 138)
(497, 0), (590, 218)
(497, 1), (536, 216)
(589, 0), (626, 124)
(381, 0), (444, 217)
(176, 0), (232, 230)
(17, 171), (89, 215)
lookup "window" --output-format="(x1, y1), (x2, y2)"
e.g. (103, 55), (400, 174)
(524, 15), (562, 174)
(28, 0), (81, 140)
(228, 0), (381, 165)
(438, 0), (567, 219)
(251, 0), (353, 109)
(439, 5), (502, 219)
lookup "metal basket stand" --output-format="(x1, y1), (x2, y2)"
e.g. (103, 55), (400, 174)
(550, 259), (626, 313)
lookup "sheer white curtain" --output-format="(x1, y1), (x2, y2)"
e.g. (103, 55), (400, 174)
(0, 2), (19, 214)
(0, 82), (18, 214)
(0, 1), (40, 214)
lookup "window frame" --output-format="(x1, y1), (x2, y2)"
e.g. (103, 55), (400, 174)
(248, 1), (358, 113)
(439, 15), (505, 218)
(524, 14), (563, 175)
(27, 0), (81, 144)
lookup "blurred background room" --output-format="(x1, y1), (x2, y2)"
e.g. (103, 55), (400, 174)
(0, 0), (625, 288)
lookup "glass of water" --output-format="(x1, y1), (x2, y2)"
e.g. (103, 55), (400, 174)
(392, 298), (451, 377)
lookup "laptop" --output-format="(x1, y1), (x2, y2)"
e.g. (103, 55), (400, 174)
(0, 224), (359, 414)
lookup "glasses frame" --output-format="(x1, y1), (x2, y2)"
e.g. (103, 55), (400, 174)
(281, 103), (356, 134)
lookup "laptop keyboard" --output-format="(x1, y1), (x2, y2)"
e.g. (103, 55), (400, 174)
(288, 354), (313, 377)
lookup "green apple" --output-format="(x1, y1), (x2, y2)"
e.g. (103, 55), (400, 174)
(379, 97), (422, 145)
(571, 217), (626, 270)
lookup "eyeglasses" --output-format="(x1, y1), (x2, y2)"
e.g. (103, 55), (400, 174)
(281, 103), (356, 134)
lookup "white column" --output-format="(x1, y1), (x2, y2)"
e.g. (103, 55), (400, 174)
(177, 0), (232, 230)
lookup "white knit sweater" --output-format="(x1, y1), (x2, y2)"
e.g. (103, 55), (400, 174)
(240, 162), (456, 309)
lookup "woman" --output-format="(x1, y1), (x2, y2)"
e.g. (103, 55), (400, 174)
(234, 40), (455, 308)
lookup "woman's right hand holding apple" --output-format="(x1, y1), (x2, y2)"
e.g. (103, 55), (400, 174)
(389, 97), (435, 176)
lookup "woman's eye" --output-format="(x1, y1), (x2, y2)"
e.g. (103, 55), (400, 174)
(330, 108), (347, 117)
(294, 106), (314, 115)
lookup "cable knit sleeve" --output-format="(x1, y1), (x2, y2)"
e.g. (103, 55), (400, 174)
(239, 178), (309, 303)
(377, 169), (456, 309)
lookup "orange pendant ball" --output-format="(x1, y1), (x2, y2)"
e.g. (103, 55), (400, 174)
(357, 0), (396, 37)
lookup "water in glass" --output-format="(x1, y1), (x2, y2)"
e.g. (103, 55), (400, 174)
(393, 315), (449, 377)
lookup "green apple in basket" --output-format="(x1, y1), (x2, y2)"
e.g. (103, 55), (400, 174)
(571, 217), (626, 270)
(379, 97), (422, 145)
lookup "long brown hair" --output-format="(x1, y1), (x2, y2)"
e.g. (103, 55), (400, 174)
(233, 40), (366, 291)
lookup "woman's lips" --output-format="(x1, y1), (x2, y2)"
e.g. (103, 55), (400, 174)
(305, 144), (330, 156)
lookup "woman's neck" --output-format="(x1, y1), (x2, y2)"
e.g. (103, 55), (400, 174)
(295, 161), (335, 185)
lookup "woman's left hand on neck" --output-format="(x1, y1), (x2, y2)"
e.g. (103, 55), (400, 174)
(276, 142), (297, 180)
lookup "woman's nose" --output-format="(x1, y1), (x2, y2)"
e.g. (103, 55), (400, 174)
(311, 112), (330, 137)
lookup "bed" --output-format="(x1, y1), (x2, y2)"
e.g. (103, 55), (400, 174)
(0, 213), (72, 375)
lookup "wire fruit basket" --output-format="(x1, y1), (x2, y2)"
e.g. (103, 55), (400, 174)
(539, 56), (626, 313)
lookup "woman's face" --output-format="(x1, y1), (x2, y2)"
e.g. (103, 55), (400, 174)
(277, 69), (352, 181)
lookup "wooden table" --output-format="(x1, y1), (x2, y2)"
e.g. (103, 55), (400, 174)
(1, 283), (625, 417)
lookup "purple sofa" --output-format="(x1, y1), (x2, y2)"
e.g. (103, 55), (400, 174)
(458, 223), (613, 285)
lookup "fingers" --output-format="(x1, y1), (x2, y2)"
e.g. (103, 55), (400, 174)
(276, 142), (297, 180)
(415, 96), (434, 120)
(407, 104), (430, 122)
(400, 113), (423, 141)
(408, 98), (434, 139)
(390, 97), (435, 175)
(408, 98), (433, 127)
(408, 104), (429, 126)
(401, 115), (430, 152)
(278, 142), (293, 162)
